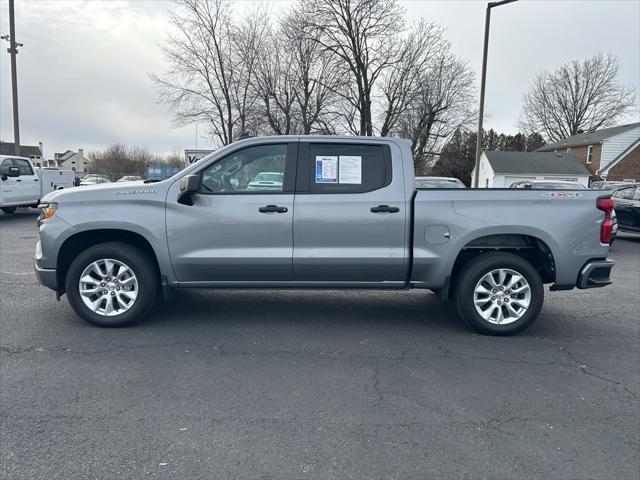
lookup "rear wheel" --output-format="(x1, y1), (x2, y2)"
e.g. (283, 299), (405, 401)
(454, 252), (543, 335)
(1, 206), (17, 214)
(65, 242), (159, 327)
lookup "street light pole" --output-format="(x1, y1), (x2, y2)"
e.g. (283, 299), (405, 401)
(473, 0), (517, 188)
(6, 0), (22, 156)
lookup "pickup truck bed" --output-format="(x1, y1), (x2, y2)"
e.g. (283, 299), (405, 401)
(33, 135), (614, 335)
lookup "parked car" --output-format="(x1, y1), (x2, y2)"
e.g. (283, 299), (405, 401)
(415, 176), (466, 189)
(611, 183), (640, 232)
(509, 180), (586, 189)
(0, 155), (74, 214)
(34, 136), (614, 335)
(590, 180), (633, 190)
(80, 175), (111, 186)
(247, 172), (284, 191)
(116, 175), (142, 183)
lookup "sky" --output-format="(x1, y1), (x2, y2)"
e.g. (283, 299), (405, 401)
(0, 0), (639, 159)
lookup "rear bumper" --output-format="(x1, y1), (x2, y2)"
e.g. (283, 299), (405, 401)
(577, 259), (614, 289)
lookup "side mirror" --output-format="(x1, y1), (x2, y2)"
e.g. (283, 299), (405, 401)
(7, 166), (20, 178)
(178, 174), (200, 205)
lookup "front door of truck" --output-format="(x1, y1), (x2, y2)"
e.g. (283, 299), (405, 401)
(166, 142), (297, 284)
(0, 157), (40, 205)
(292, 141), (408, 285)
(12, 158), (41, 203)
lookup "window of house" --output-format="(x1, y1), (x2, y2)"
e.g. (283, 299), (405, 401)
(199, 144), (288, 194)
(302, 143), (391, 194)
(587, 145), (593, 164)
(566, 148), (572, 153)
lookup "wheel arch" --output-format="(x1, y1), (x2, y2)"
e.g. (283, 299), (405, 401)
(56, 228), (162, 295)
(449, 232), (557, 291)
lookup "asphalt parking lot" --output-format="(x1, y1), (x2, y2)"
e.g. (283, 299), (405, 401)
(1, 209), (639, 480)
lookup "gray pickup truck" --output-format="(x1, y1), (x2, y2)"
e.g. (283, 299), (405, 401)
(34, 136), (615, 335)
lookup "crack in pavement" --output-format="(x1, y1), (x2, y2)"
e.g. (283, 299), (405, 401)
(534, 336), (640, 402)
(2, 340), (638, 402)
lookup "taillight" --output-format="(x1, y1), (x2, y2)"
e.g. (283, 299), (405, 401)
(597, 197), (614, 244)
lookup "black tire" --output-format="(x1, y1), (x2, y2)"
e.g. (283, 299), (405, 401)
(65, 242), (159, 327)
(454, 252), (544, 336)
(2, 206), (17, 214)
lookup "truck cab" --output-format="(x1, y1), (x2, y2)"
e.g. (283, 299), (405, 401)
(0, 155), (41, 213)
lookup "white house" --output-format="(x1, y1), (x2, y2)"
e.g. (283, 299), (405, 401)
(54, 149), (89, 173)
(472, 151), (591, 188)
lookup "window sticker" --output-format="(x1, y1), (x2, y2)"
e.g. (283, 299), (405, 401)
(315, 156), (338, 183)
(338, 156), (362, 184)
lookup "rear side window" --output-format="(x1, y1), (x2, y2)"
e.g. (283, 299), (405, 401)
(298, 143), (391, 194)
(13, 159), (34, 176)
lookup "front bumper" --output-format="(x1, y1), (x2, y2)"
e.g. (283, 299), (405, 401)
(34, 240), (57, 291)
(34, 260), (58, 291)
(577, 259), (615, 289)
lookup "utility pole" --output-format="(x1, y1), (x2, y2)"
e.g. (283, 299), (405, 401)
(3, 0), (23, 155)
(473, 0), (517, 188)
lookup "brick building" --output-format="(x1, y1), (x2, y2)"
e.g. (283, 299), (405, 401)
(536, 122), (640, 183)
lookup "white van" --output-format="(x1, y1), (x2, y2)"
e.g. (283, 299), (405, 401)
(0, 155), (74, 214)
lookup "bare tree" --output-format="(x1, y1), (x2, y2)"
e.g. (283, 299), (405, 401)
(393, 52), (475, 173)
(281, 8), (342, 135)
(89, 144), (150, 176)
(300, 0), (404, 136)
(151, 0), (263, 146)
(164, 151), (186, 167)
(519, 53), (636, 142)
(252, 20), (299, 135)
(379, 21), (447, 137)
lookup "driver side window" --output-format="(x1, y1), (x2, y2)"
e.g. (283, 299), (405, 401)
(199, 144), (288, 194)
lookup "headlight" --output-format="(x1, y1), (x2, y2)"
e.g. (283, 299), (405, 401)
(37, 202), (58, 225)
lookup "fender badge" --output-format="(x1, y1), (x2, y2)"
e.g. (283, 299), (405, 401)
(542, 192), (583, 199)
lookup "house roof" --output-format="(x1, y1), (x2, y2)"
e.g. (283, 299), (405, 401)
(600, 138), (640, 175)
(0, 142), (42, 157)
(536, 122), (640, 151)
(483, 151), (591, 176)
(55, 150), (74, 161)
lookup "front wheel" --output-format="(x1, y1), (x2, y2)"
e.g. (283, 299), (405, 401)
(65, 242), (159, 327)
(454, 252), (544, 336)
(1, 206), (17, 214)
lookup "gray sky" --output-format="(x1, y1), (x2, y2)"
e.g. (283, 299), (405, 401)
(0, 0), (638, 158)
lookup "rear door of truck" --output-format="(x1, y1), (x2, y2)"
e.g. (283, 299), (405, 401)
(292, 140), (409, 285)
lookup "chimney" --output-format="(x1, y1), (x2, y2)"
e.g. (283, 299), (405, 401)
(78, 148), (84, 159)
(38, 141), (44, 158)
